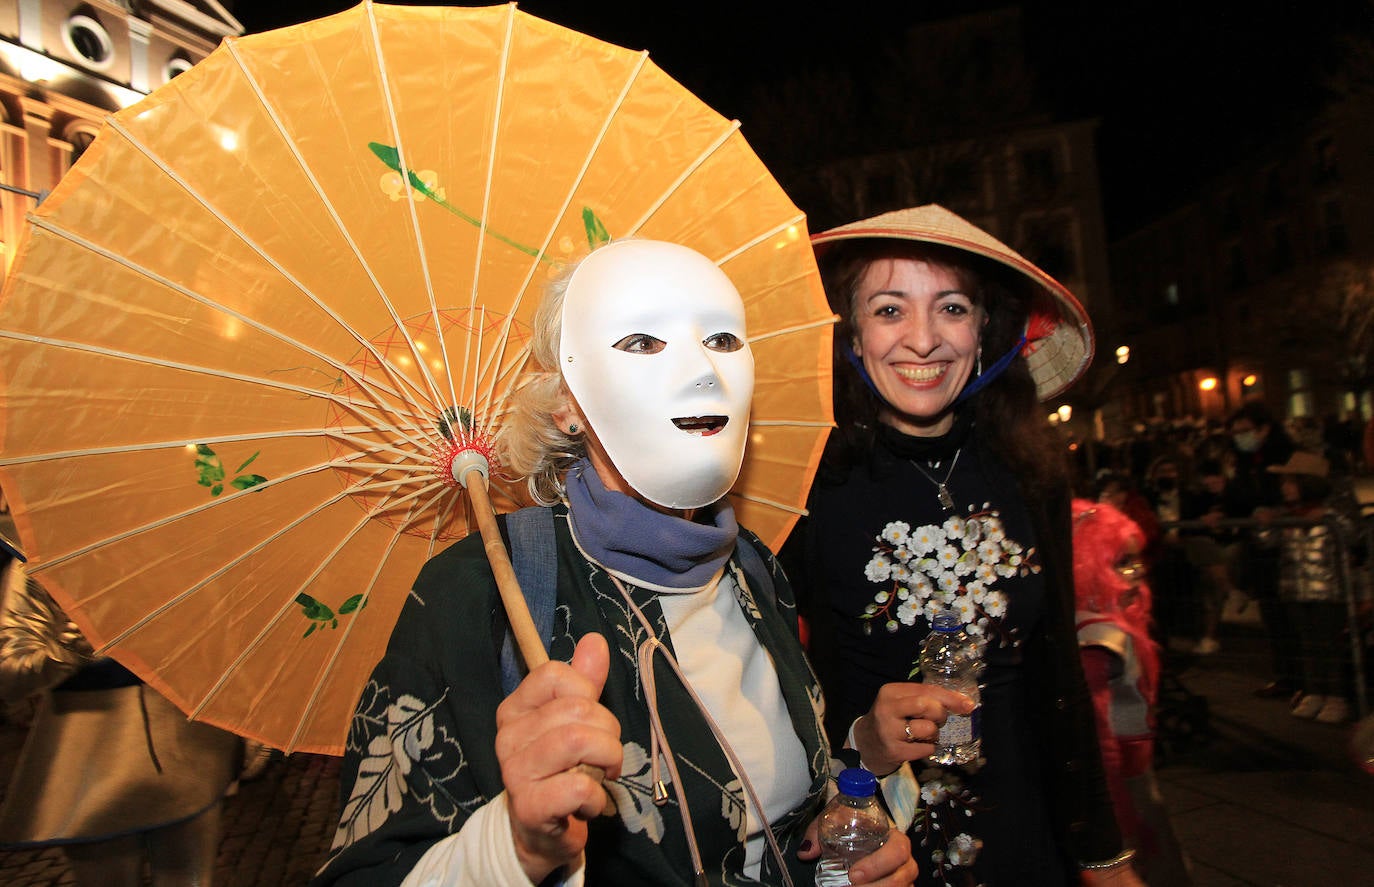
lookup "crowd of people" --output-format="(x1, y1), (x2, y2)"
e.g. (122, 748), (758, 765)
(1073, 403), (1372, 728)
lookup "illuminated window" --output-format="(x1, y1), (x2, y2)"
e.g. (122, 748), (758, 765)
(1288, 368), (1313, 417)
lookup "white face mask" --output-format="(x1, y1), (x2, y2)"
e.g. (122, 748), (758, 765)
(559, 240), (754, 510)
(1233, 430), (1262, 453)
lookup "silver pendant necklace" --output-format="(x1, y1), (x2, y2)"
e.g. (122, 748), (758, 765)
(910, 447), (962, 511)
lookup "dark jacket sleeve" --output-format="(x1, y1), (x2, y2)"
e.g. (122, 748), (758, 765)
(311, 540), (509, 886)
(1032, 487), (1127, 866)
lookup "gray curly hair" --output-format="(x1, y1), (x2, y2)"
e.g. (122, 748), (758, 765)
(497, 260), (586, 504)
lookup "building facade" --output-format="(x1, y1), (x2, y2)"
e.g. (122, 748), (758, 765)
(1107, 98), (1374, 427)
(772, 8), (1115, 437)
(0, 0), (241, 275)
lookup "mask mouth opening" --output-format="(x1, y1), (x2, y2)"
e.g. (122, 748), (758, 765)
(671, 415), (728, 436)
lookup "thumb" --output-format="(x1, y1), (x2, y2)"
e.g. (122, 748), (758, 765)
(569, 632), (611, 699)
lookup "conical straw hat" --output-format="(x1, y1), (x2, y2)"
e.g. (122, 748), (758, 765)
(811, 204), (1093, 400)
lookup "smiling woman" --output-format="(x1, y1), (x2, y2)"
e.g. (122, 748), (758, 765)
(848, 251), (984, 437)
(783, 205), (1146, 886)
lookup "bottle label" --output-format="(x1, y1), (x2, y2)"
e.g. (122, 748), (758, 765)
(939, 709), (979, 745)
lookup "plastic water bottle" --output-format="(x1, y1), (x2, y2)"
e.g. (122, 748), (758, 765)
(919, 610), (982, 765)
(815, 767), (889, 886)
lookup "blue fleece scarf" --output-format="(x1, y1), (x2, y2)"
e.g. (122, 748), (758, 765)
(564, 459), (738, 591)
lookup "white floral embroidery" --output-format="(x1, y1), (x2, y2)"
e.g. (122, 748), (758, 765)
(865, 553), (893, 582)
(604, 741), (666, 843)
(882, 521), (911, 544)
(330, 682), (474, 855)
(910, 525), (945, 555)
(915, 767), (981, 885)
(861, 507), (1037, 885)
(861, 507), (1037, 674)
(721, 777), (749, 841)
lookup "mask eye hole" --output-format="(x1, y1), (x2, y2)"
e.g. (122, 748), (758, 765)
(613, 334), (666, 354)
(704, 332), (743, 353)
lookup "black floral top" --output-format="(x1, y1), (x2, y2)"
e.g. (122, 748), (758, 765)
(786, 418), (1116, 886)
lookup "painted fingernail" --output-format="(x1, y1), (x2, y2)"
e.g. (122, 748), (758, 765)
(799, 839), (813, 853)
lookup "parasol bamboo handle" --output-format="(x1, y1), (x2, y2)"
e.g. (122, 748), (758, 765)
(462, 470), (548, 670)
(457, 459), (615, 818)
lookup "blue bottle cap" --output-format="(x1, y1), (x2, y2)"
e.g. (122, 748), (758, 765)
(836, 767), (878, 797)
(931, 610), (961, 632)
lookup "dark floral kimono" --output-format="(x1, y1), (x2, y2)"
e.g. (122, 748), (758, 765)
(312, 505), (829, 886)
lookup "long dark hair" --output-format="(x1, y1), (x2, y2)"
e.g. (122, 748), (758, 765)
(819, 238), (1069, 500)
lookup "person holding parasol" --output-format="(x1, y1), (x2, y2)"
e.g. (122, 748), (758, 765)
(313, 239), (917, 886)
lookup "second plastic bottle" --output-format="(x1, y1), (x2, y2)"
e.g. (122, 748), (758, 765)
(918, 610), (982, 765)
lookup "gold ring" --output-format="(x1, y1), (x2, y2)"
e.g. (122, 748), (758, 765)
(904, 719), (915, 743)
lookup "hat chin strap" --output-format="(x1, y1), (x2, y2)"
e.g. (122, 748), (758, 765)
(841, 332), (1028, 412)
(954, 334), (1027, 405)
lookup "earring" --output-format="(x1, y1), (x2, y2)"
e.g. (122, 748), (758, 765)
(976, 348), (983, 377)
(568, 423), (580, 435)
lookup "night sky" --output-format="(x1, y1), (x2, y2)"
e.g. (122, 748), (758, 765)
(230, 0), (1372, 236)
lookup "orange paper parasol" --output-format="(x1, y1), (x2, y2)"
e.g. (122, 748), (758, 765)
(0, 1), (833, 755)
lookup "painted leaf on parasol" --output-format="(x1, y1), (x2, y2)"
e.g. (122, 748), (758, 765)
(0, 1), (833, 755)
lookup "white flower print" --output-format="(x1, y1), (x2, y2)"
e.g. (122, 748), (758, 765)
(721, 777), (749, 841)
(332, 684), (474, 855)
(910, 525), (945, 555)
(948, 832), (982, 866)
(865, 554), (892, 583)
(862, 508), (1031, 669)
(914, 766), (980, 886)
(920, 780), (949, 805)
(604, 741), (666, 843)
(882, 521), (911, 545)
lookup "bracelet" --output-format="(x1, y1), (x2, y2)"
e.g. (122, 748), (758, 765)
(1080, 849), (1136, 871)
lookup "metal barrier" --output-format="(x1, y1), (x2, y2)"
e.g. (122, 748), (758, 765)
(1159, 514), (1370, 719)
